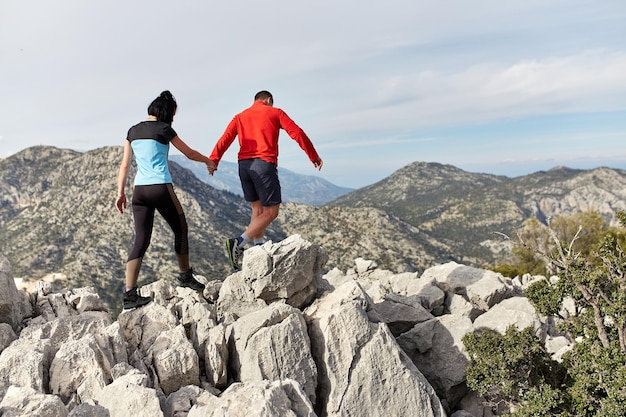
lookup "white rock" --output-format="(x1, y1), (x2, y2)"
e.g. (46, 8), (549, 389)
(204, 324), (228, 388)
(397, 314), (474, 408)
(305, 280), (445, 417)
(389, 272), (446, 314)
(217, 271), (268, 320)
(118, 302), (178, 355)
(190, 316), (218, 362)
(0, 385), (68, 417)
(0, 322), (17, 353)
(49, 334), (111, 402)
(165, 385), (216, 417)
(0, 338), (51, 398)
(0, 256), (32, 331)
(188, 379), (315, 417)
(473, 297), (542, 334)
(228, 303), (317, 403)
(422, 262), (514, 310)
(66, 287), (109, 313)
(445, 293), (483, 321)
(147, 325), (200, 396)
(373, 293), (434, 336)
(19, 314), (113, 360)
(242, 235), (327, 307)
(68, 403), (110, 417)
(94, 372), (164, 417)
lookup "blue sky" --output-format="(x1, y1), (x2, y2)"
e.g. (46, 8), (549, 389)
(1, 0), (625, 188)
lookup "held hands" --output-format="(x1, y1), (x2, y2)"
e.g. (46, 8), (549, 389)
(206, 159), (218, 176)
(312, 157), (323, 171)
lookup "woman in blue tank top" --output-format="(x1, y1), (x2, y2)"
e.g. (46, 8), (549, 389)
(115, 91), (216, 309)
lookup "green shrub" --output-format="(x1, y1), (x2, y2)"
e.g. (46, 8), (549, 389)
(466, 210), (626, 416)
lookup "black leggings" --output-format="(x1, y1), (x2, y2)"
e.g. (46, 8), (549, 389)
(127, 183), (189, 261)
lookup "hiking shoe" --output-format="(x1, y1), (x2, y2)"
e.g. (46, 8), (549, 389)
(123, 287), (152, 310)
(177, 267), (205, 291)
(226, 237), (244, 270)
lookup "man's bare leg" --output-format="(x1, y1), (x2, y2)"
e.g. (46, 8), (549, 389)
(243, 201), (280, 244)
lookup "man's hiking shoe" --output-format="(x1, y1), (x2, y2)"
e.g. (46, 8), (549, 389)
(123, 287), (152, 310)
(226, 237), (244, 270)
(177, 268), (205, 291)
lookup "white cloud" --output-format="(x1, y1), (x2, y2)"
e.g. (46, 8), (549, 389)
(0, 0), (625, 187)
(318, 49), (626, 137)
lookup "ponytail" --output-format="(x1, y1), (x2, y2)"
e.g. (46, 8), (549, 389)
(147, 90), (177, 124)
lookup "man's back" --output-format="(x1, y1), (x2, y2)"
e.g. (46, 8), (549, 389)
(211, 100), (318, 166)
(235, 102), (283, 163)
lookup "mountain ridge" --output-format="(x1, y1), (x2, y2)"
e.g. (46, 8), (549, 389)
(3, 146), (626, 311)
(328, 160), (626, 263)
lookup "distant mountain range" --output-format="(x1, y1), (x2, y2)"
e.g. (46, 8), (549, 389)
(328, 161), (626, 265)
(2, 146), (626, 311)
(169, 155), (353, 206)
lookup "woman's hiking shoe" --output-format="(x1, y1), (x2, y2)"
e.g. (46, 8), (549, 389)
(226, 238), (244, 270)
(177, 268), (205, 291)
(123, 287), (152, 310)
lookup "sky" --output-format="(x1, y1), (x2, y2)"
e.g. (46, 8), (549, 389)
(1, 0), (625, 189)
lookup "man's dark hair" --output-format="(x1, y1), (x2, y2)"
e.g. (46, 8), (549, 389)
(254, 91), (273, 101)
(148, 90), (177, 124)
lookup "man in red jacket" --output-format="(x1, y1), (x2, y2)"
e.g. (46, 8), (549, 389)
(209, 90), (323, 270)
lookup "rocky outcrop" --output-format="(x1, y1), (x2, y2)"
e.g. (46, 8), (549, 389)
(0, 236), (571, 416)
(0, 257), (32, 331)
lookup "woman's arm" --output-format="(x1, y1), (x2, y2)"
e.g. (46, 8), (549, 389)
(171, 136), (217, 174)
(115, 141), (132, 214)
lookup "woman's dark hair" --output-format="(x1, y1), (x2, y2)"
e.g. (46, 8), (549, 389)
(148, 91), (177, 124)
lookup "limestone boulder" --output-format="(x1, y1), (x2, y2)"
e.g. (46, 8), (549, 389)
(216, 271), (268, 321)
(473, 296), (543, 334)
(373, 292), (434, 336)
(389, 272), (447, 315)
(188, 379), (315, 417)
(117, 302), (178, 356)
(0, 323), (17, 354)
(164, 385), (216, 417)
(68, 404), (110, 417)
(397, 314), (474, 409)
(204, 324), (228, 388)
(49, 333), (112, 403)
(66, 287), (109, 314)
(91, 322), (128, 369)
(445, 293), (483, 321)
(0, 256), (32, 331)
(305, 280), (445, 417)
(175, 287), (216, 327)
(93, 372), (163, 417)
(217, 235), (328, 320)
(190, 316), (218, 363)
(146, 325), (200, 396)
(0, 385), (68, 417)
(241, 235), (327, 307)
(422, 262), (514, 310)
(19, 313), (113, 361)
(228, 303), (317, 403)
(0, 338), (51, 398)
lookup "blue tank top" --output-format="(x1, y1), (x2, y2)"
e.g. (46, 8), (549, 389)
(126, 121), (177, 185)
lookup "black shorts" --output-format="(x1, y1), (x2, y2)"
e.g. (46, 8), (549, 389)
(238, 158), (281, 206)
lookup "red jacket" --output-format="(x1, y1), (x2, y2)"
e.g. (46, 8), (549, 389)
(210, 101), (320, 165)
